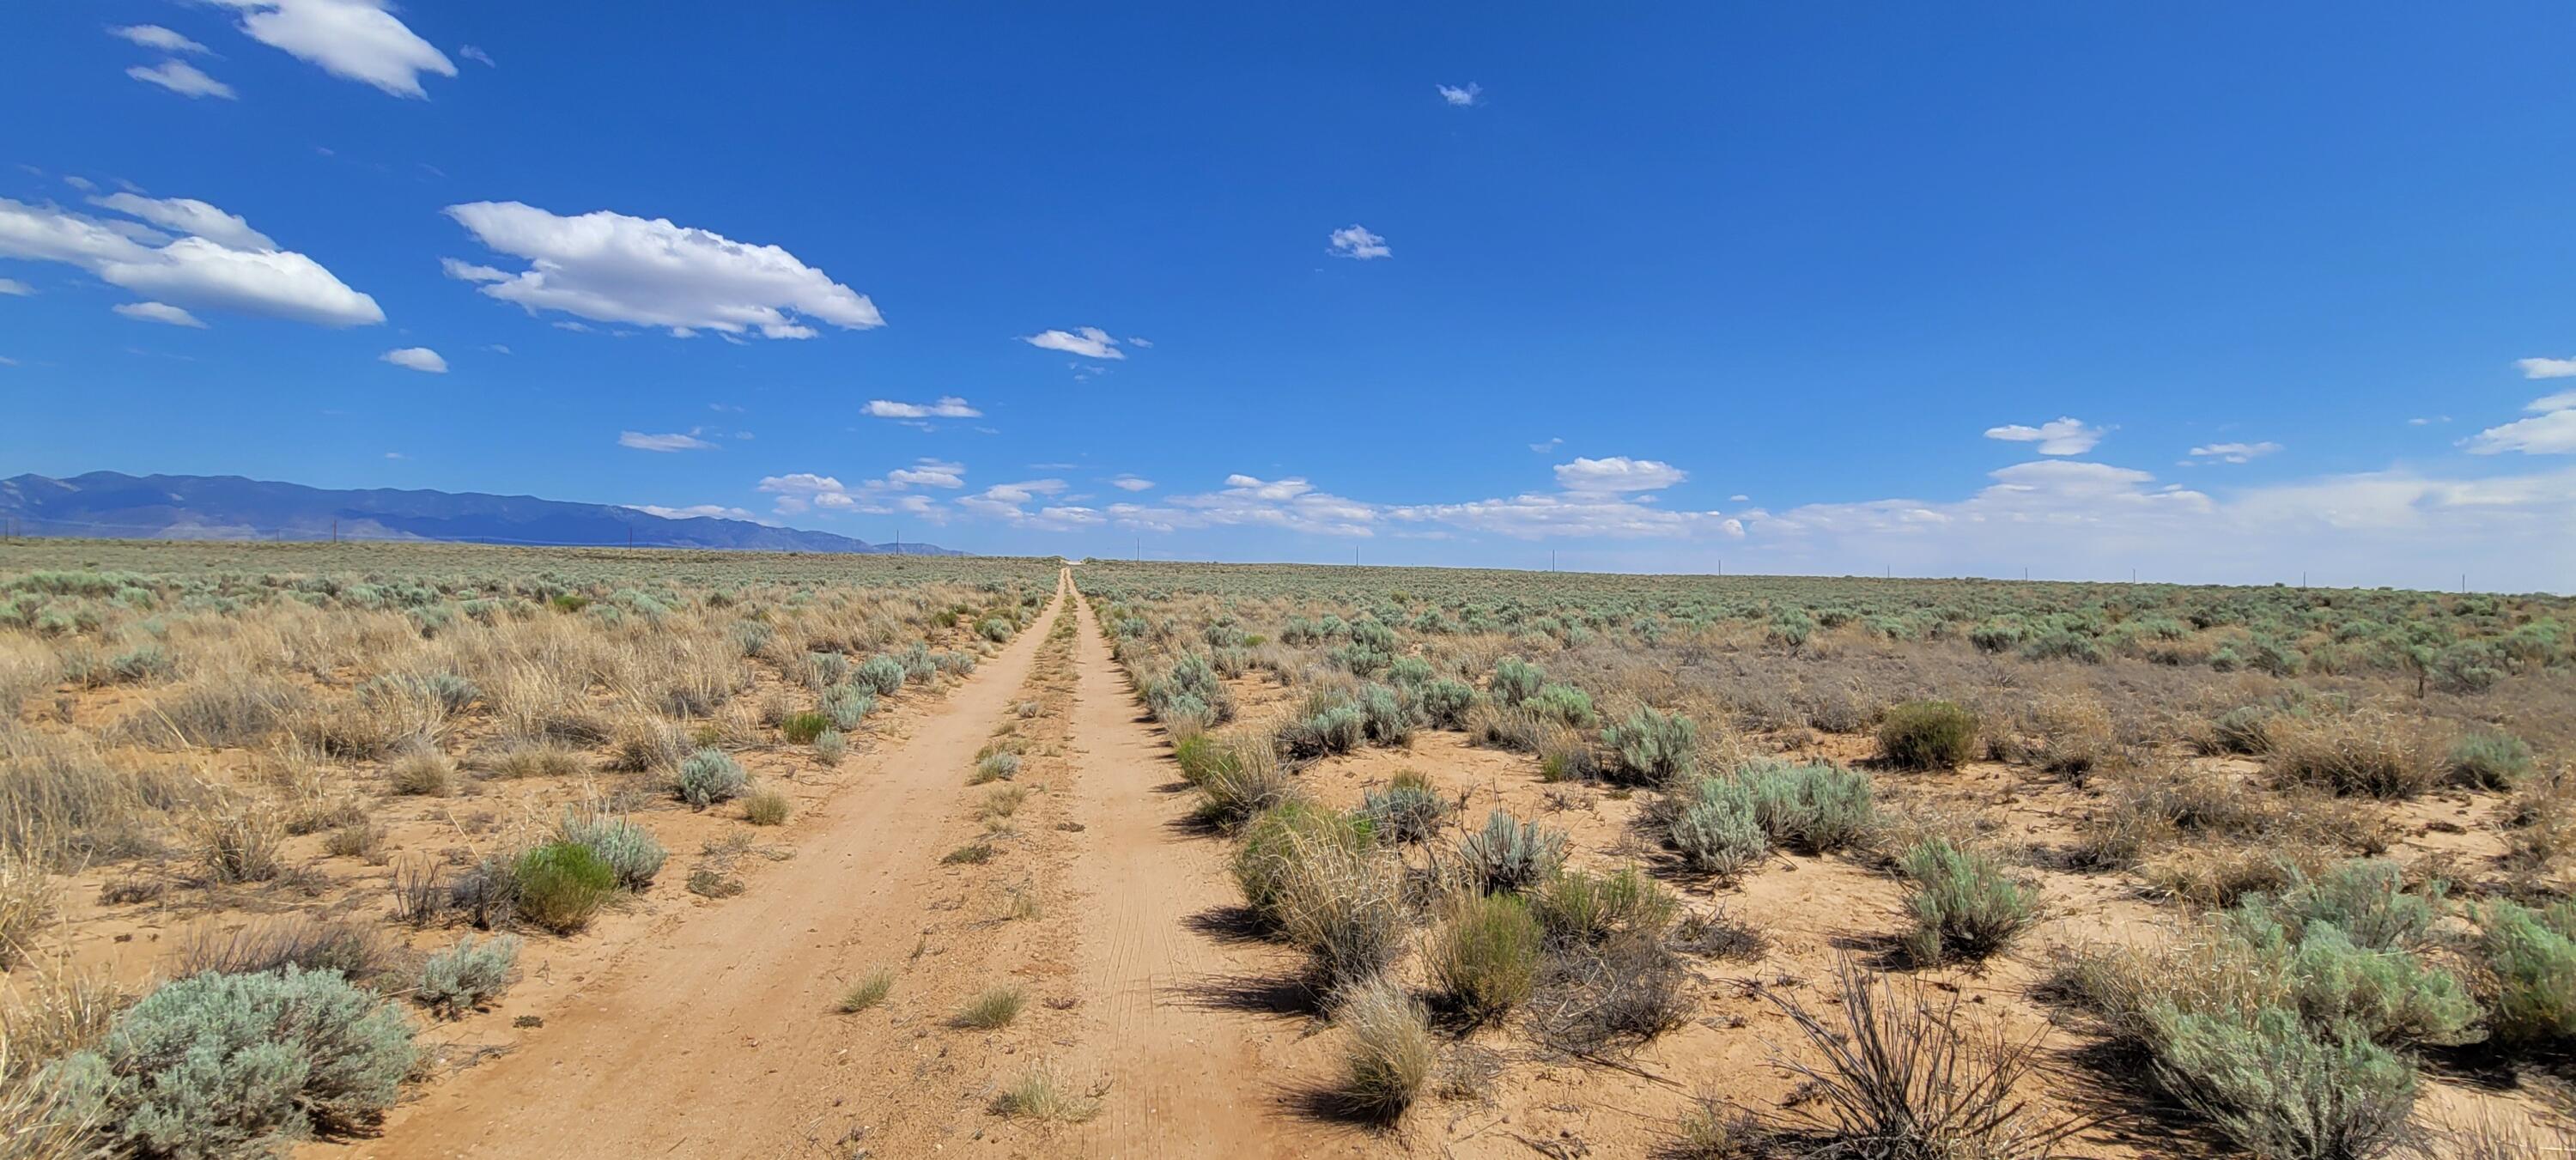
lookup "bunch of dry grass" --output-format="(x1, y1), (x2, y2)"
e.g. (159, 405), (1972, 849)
(115, 669), (310, 750)
(0, 853), (57, 971)
(1239, 811), (1407, 988)
(987, 1061), (1104, 1123)
(2265, 709), (2441, 799)
(0, 964), (126, 1159)
(171, 915), (391, 982)
(1, 728), (198, 866)
(184, 796), (285, 885)
(1764, 959), (2089, 1159)
(1328, 974), (1435, 1123)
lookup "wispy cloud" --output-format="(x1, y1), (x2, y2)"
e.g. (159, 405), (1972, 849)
(380, 346), (447, 373)
(618, 430), (715, 452)
(127, 60), (236, 99)
(863, 396), (981, 419)
(1021, 327), (1123, 360)
(2185, 440), (2281, 465)
(1437, 82), (1482, 106)
(112, 301), (205, 327)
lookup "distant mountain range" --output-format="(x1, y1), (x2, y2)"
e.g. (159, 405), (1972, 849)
(0, 471), (960, 556)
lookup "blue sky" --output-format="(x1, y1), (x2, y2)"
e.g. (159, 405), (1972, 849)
(4, 3), (2574, 589)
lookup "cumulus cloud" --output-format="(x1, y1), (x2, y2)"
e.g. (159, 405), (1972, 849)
(1984, 416), (2106, 456)
(112, 25), (210, 52)
(2517, 356), (2576, 380)
(127, 61), (236, 99)
(1021, 327), (1123, 360)
(1110, 475), (1154, 492)
(2530, 391), (2576, 414)
(442, 202), (882, 338)
(113, 301), (204, 327)
(863, 396), (981, 419)
(618, 430), (714, 452)
(1553, 456), (1686, 492)
(380, 346), (446, 373)
(958, 479), (1097, 529)
(2185, 440), (2282, 465)
(758, 460), (967, 517)
(1328, 225), (1390, 260)
(1437, 82), (1482, 106)
(211, 0), (455, 98)
(0, 197), (381, 326)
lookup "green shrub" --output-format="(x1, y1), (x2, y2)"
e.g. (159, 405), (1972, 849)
(1359, 769), (1451, 844)
(855, 654), (906, 696)
(1667, 776), (1766, 878)
(557, 806), (665, 890)
(1418, 679), (1476, 729)
(1490, 659), (1544, 707)
(513, 841), (616, 934)
(1429, 893), (1542, 1021)
(823, 685), (876, 730)
(2245, 859), (2439, 951)
(1898, 839), (2033, 963)
(2146, 1008), (2416, 1160)
(1533, 866), (1676, 948)
(2267, 921), (2478, 1049)
(675, 748), (747, 807)
(781, 711), (830, 744)
(1604, 707), (1698, 783)
(1240, 814), (1405, 987)
(1356, 683), (1416, 746)
(418, 934), (520, 1018)
(48, 967), (418, 1155)
(1526, 683), (1596, 728)
(1737, 760), (1875, 853)
(1458, 810), (1565, 894)
(838, 967), (895, 1013)
(2474, 901), (2576, 1046)
(814, 728), (846, 764)
(2445, 728), (2534, 789)
(1876, 701), (1978, 770)
(1279, 698), (1365, 759)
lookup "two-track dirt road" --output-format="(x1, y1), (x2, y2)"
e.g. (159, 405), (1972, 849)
(361, 569), (1341, 1159)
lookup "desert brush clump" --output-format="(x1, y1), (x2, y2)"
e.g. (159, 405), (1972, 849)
(2264, 709), (2439, 799)
(511, 841), (617, 934)
(45, 966), (419, 1156)
(675, 746), (748, 807)
(1876, 700), (1979, 770)
(1427, 891), (1543, 1021)
(1898, 839), (2037, 964)
(1234, 805), (1406, 988)
(1233, 800), (1374, 926)
(988, 1062), (1103, 1123)
(1193, 738), (1298, 828)
(1662, 774), (1768, 878)
(557, 805), (666, 890)
(1456, 809), (1566, 894)
(1755, 959), (2090, 1160)
(837, 967), (896, 1013)
(1735, 759), (1877, 853)
(953, 986), (1026, 1029)
(2470, 899), (2576, 1046)
(1603, 707), (1698, 783)
(1533, 866), (1677, 948)
(2444, 726), (2534, 789)
(1328, 974), (1435, 1123)
(417, 933), (520, 1017)
(1358, 768), (1452, 844)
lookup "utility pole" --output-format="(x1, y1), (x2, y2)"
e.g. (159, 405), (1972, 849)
(331, 518), (338, 544)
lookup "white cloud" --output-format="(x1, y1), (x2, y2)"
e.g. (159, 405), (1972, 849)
(863, 396), (981, 419)
(112, 25), (210, 53)
(618, 430), (715, 452)
(886, 459), (965, 489)
(2528, 391), (2576, 414)
(2516, 356), (2576, 380)
(1328, 224), (1390, 260)
(1110, 474), (1154, 492)
(1021, 326), (1123, 360)
(2465, 410), (2576, 456)
(382, 451), (404, 459)
(629, 503), (760, 523)
(1984, 416), (2106, 455)
(959, 479), (1097, 529)
(90, 194), (276, 252)
(1553, 456), (1687, 492)
(211, 0), (455, 98)
(380, 346), (446, 373)
(0, 197), (381, 326)
(1529, 437), (1563, 453)
(442, 202), (882, 338)
(459, 45), (494, 67)
(1437, 82), (1482, 106)
(2409, 416), (2450, 426)
(127, 60), (236, 99)
(113, 301), (205, 327)
(0, 279), (30, 295)
(2185, 440), (2282, 465)
(1127, 336), (1153, 349)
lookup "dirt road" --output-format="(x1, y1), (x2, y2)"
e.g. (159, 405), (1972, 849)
(362, 571), (1347, 1158)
